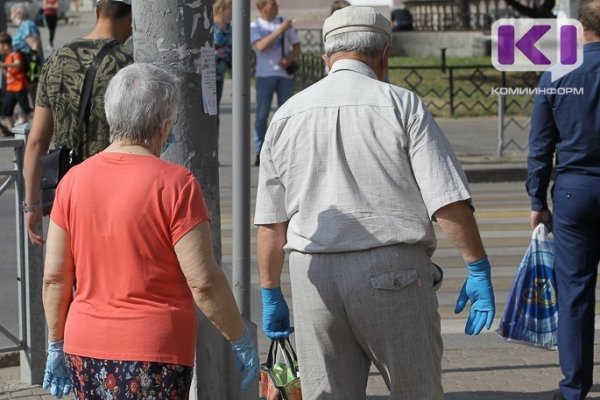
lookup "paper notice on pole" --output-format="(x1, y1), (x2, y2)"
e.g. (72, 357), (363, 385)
(200, 46), (218, 116)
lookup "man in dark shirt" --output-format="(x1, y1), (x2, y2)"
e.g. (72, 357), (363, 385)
(23, 0), (133, 246)
(526, 1), (600, 398)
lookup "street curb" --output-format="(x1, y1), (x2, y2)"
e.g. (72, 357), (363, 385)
(0, 352), (19, 369)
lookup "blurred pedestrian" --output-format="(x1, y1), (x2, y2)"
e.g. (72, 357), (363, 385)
(255, 6), (495, 399)
(213, 0), (232, 112)
(9, 2), (43, 105)
(526, 1), (600, 399)
(10, 3), (43, 57)
(0, 32), (32, 130)
(23, 0), (134, 246)
(41, 63), (259, 400)
(43, 0), (60, 51)
(250, 0), (300, 166)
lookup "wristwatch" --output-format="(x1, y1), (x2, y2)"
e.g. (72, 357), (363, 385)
(22, 201), (42, 213)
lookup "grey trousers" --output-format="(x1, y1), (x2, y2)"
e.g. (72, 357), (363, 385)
(289, 244), (444, 400)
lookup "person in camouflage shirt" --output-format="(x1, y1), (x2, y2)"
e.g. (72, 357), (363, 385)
(24, 0), (133, 246)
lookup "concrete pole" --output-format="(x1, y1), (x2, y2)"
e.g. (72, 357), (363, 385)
(131, 2), (256, 398)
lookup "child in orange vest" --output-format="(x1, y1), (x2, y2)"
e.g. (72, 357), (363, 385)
(0, 31), (32, 131)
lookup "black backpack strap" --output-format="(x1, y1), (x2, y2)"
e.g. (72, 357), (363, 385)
(76, 40), (118, 157)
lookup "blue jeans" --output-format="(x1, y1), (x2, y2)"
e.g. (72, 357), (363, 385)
(254, 76), (294, 155)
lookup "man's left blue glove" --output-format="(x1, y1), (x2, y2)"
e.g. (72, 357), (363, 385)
(42, 340), (72, 399)
(454, 257), (496, 335)
(231, 327), (260, 390)
(261, 287), (294, 340)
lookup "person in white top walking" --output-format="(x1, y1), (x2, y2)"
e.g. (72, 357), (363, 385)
(250, 0), (300, 166)
(254, 6), (496, 399)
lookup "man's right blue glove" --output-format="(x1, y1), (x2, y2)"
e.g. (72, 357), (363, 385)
(454, 257), (496, 335)
(42, 340), (72, 399)
(261, 287), (294, 340)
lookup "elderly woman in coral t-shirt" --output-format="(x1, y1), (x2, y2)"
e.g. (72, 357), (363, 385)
(40, 63), (259, 400)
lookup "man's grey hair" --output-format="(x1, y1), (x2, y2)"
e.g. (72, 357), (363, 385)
(105, 63), (180, 144)
(324, 31), (389, 60)
(11, 2), (31, 20)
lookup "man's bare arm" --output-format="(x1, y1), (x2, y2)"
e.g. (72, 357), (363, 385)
(434, 200), (486, 262)
(257, 222), (288, 288)
(24, 106), (54, 246)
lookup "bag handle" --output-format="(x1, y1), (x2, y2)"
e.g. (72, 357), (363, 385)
(277, 338), (299, 378)
(264, 339), (277, 369)
(279, 17), (286, 60)
(75, 40), (118, 157)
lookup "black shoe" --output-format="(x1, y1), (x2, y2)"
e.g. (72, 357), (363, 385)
(254, 155), (260, 166)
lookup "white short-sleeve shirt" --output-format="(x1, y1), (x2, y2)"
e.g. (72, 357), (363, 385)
(254, 60), (472, 255)
(250, 17), (300, 78)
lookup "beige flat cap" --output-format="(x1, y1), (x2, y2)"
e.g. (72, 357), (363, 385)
(322, 6), (392, 42)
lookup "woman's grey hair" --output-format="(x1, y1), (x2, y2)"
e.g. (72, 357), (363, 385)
(105, 63), (180, 144)
(11, 2), (31, 20)
(324, 31), (389, 60)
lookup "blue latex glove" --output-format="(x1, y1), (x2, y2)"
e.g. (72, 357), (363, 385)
(454, 257), (496, 335)
(231, 327), (260, 390)
(261, 287), (294, 340)
(42, 340), (72, 399)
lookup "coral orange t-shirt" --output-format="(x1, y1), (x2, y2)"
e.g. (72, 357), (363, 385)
(51, 152), (210, 366)
(5, 51), (28, 92)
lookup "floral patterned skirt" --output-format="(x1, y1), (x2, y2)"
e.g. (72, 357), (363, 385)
(65, 354), (193, 400)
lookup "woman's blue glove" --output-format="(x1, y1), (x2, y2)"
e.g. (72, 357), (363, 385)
(454, 257), (496, 335)
(261, 287), (294, 340)
(42, 340), (72, 399)
(230, 327), (260, 390)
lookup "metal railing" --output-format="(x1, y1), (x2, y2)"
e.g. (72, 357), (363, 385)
(497, 94), (533, 157)
(0, 135), (45, 384)
(0, 138), (26, 355)
(288, 51), (541, 118)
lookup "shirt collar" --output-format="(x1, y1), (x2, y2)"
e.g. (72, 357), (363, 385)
(329, 59), (379, 80)
(584, 41), (600, 52)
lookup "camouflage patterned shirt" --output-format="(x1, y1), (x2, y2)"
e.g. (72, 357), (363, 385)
(36, 38), (133, 158)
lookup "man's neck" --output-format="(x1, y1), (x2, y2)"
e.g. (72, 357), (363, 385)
(83, 18), (125, 44)
(328, 52), (385, 81)
(584, 31), (600, 44)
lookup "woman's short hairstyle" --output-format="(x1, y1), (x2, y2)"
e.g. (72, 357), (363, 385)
(213, 0), (232, 14)
(324, 31), (389, 60)
(105, 63), (180, 144)
(580, 0), (600, 37)
(11, 3), (30, 20)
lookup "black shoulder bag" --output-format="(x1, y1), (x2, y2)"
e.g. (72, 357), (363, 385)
(40, 41), (117, 215)
(280, 18), (298, 75)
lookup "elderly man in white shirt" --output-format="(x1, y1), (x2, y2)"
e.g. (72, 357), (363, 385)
(254, 6), (496, 399)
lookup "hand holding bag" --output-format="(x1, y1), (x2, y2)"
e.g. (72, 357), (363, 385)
(259, 338), (302, 400)
(496, 223), (557, 349)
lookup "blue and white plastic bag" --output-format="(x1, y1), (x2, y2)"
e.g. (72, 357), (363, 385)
(496, 223), (557, 349)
